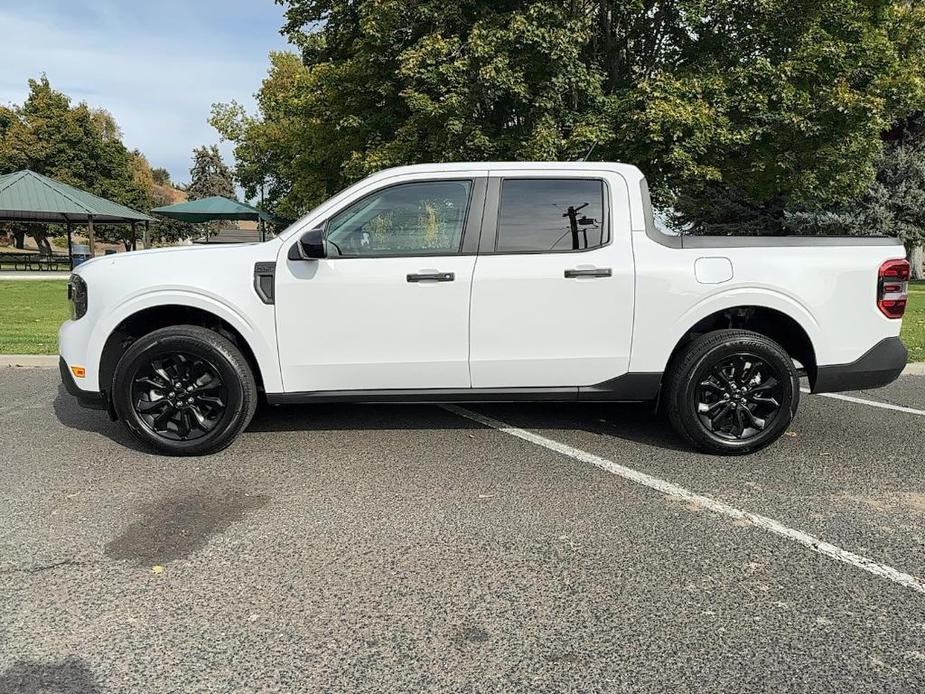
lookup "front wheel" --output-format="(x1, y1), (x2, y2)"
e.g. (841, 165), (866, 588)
(664, 329), (800, 455)
(112, 325), (257, 456)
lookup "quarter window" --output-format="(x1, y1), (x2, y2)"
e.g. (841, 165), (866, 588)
(496, 179), (606, 253)
(326, 180), (472, 257)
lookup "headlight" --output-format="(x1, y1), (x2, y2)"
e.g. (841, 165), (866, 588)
(68, 274), (88, 320)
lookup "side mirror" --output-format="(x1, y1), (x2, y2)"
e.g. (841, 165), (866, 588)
(288, 227), (326, 261)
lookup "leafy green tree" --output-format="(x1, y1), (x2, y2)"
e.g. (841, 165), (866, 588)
(789, 114), (925, 276)
(214, 0), (925, 232)
(0, 76), (159, 253)
(93, 150), (156, 251)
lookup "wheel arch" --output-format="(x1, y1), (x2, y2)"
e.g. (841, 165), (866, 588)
(665, 305), (818, 387)
(99, 303), (269, 397)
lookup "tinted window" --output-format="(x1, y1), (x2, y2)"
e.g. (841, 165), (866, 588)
(326, 180), (472, 257)
(496, 179), (606, 253)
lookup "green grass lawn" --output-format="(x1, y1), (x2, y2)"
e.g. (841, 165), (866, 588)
(1, 278), (924, 361)
(904, 280), (925, 363)
(0, 280), (69, 354)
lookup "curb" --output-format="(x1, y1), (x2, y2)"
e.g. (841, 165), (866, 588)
(1, 355), (59, 368)
(2, 354), (925, 374)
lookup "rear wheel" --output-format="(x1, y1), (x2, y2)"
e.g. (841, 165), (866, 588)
(665, 329), (799, 455)
(112, 326), (257, 456)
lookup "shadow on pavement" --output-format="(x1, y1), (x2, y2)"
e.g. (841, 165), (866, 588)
(52, 384), (148, 453)
(0, 657), (100, 694)
(53, 383), (690, 455)
(248, 401), (691, 453)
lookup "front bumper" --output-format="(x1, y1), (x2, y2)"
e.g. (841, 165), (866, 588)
(813, 337), (908, 393)
(59, 357), (108, 411)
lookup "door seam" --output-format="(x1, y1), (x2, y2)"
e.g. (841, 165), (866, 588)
(467, 171), (490, 387)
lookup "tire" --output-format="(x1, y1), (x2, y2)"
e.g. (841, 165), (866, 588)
(664, 329), (799, 455)
(111, 325), (257, 456)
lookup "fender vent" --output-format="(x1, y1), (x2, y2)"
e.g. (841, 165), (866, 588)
(253, 262), (276, 305)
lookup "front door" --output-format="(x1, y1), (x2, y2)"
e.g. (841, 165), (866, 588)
(469, 174), (635, 388)
(275, 178), (481, 393)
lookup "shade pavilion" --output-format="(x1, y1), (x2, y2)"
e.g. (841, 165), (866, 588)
(0, 169), (153, 267)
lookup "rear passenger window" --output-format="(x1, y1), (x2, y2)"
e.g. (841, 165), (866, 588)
(496, 179), (607, 253)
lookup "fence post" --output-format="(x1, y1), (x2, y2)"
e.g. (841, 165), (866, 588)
(87, 216), (96, 258)
(66, 221), (73, 269)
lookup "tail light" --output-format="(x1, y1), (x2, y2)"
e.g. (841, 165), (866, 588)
(878, 259), (910, 319)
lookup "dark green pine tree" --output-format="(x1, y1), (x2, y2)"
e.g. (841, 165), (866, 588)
(187, 145), (236, 201)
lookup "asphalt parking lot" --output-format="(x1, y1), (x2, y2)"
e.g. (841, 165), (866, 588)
(1, 368), (924, 693)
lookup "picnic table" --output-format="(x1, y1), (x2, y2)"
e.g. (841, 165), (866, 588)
(0, 253), (72, 272)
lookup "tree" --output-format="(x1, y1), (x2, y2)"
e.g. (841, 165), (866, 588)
(187, 145), (235, 201)
(788, 115), (925, 277)
(93, 150), (156, 251)
(182, 145), (237, 239)
(211, 54), (311, 223)
(151, 167), (171, 186)
(213, 0), (925, 231)
(0, 76), (159, 253)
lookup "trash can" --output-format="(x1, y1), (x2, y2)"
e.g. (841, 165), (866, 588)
(71, 244), (91, 268)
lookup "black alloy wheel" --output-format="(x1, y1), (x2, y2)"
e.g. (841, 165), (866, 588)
(664, 329), (799, 455)
(112, 325), (257, 456)
(131, 352), (228, 441)
(694, 353), (785, 441)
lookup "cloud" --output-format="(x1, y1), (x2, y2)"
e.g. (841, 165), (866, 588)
(0, 0), (291, 188)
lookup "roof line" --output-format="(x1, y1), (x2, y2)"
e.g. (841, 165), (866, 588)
(25, 171), (94, 215)
(0, 170), (28, 196)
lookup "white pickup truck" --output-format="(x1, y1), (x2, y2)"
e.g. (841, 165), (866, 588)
(59, 162), (910, 456)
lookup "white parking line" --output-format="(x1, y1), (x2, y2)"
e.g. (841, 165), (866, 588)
(443, 404), (925, 596)
(801, 388), (925, 417)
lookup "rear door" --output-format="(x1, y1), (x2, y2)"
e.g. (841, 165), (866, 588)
(468, 171), (635, 388)
(275, 176), (486, 392)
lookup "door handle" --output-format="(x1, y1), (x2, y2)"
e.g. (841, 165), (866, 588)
(564, 268), (612, 278)
(407, 272), (455, 283)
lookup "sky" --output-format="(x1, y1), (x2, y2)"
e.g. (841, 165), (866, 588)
(0, 0), (291, 189)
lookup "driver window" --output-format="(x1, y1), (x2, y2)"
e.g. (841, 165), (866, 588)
(325, 180), (473, 257)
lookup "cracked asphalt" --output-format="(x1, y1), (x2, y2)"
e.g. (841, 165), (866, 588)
(1, 367), (924, 693)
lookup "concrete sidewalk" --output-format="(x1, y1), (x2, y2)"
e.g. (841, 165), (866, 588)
(1, 355), (59, 367)
(0, 271), (70, 280)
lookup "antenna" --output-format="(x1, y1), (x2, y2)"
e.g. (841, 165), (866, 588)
(580, 143), (597, 162)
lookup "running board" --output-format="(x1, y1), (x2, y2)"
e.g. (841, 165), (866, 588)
(265, 373), (663, 405)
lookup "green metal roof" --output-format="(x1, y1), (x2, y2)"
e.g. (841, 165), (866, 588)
(151, 195), (274, 223)
(0, 169), (153, 223)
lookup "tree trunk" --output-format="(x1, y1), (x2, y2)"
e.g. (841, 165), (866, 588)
(12, 228), (25, 249)
(911, 244), (924, 281)
(31, 230), (53, 256)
